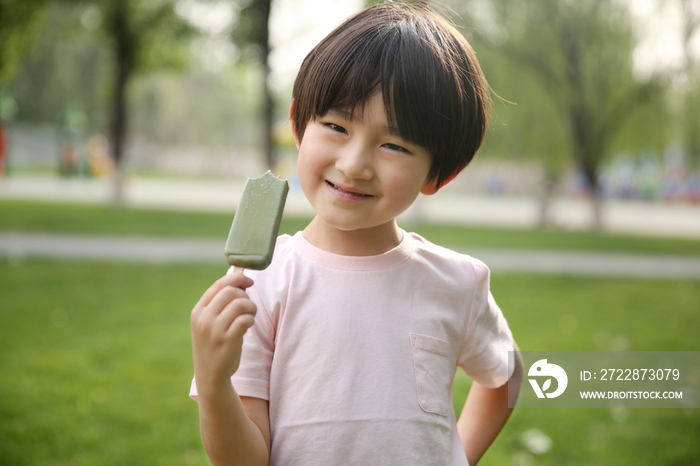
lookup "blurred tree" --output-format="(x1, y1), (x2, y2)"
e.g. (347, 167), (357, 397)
(0, 0), (48, 176)
(679, 0), (700, 170)
(231, 0), (275, 170)
(452, 0), (662, 228)
(7, 3), (112, 129)
(231, 0), (431, 171)
(9, 0), (196, 196)
(95, 0), (195, 201)
(0, 0), (48, 87)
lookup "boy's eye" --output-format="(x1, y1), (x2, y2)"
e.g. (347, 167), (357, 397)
(326, 123), (347, 134)
(383, 143), (409, 153)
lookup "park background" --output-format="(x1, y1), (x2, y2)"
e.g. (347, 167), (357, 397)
(1, 0), (700, 465)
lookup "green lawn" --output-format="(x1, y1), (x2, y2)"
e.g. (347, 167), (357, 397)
(457, 273), (700, 466)
(1, 260), (698, 465)
(2, 200), (699, 465)
(3, 199), (700, 255)
(0, 259), (219, 466)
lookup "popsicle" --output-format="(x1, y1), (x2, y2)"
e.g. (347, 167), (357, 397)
(225, 171), (289, 272)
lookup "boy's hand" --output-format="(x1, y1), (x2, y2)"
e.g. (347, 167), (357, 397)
(191, 272), (257, 393)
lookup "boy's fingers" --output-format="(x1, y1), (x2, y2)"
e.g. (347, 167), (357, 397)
(216, 296), (258, 331)
(196, 272), (253, 309)
(226, 312), (256, 340)
(195, 279), (225, 309)
(202, 286), (248, 321)
(217, 298), (257, 334)
(225, 270), (254, 289)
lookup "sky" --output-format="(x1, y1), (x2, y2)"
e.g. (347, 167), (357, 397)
(175, 0), (363, 91)
(628, 0), (700, 80)
(269, 0), (364, 92)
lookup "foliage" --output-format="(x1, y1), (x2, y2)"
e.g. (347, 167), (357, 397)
(230, 0), (276, 169)
(97, 0), (195, 74)
(447, 0), (666, 226)
(96, 0), (197, 172)
(7, 2), (111, 128)
(2, 0), (198, 194)
(231, 0), (271, 59)
(676, 0), (700, 168)
(128, 64), (260, 146)
(0, 0), (48, 87)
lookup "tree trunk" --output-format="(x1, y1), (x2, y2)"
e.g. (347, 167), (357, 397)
(260, 0), (275, 171)
(537, 173), (557, 228)
(561, 20), (604, 230)
(262, 56), (274, 171)
(580, 159), (602, 230)
(109, 0), (131, 204)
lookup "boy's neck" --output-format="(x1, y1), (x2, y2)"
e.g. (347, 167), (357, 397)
(302, 217), (403, 256)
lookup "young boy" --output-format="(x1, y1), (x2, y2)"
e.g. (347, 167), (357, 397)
(190, 3), (524, 465)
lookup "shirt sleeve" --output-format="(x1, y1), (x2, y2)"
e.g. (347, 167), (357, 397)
(230, 283), (275, 399)
(457, 260), (514, 388)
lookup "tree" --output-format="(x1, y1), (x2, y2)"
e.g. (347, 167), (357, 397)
(0, 0), (48, 87)
(8, 0), (197, 197)
(1, 0), (50, 176)
(231, 0), (275, 170)
(679, 0), (700, 170)
(454, 0), (661, 228)
(94, 0), (195, 201)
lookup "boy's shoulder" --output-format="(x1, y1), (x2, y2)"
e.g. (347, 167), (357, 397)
(267, 232), (296, 268)
(237, 233), (295, 280)
(406, 232), (484, 265)
(405, 231), (489, 270)
(274, 232), (295, 250)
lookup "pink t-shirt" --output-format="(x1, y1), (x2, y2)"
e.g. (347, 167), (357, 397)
(191, 231), (514, 465)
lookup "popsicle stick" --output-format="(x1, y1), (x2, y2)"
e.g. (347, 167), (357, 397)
(233, 266), (244, 274)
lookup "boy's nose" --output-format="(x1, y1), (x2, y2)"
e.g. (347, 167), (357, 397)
(335, 142), (374, 180)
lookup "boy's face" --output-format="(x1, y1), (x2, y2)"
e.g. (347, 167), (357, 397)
(295, 92), (432, 242)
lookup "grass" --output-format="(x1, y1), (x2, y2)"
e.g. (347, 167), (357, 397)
(2, 200), (700, 464)
(0, 259), (220, 466)
(2, 199), (700, 255)
(458, 274), (700, 466)
(1, 262), (699, 465)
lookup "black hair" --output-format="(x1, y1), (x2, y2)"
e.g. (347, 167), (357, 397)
(292, 2), (491, 187)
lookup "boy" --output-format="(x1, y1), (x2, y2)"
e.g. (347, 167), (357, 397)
(190, 3), (524, 465)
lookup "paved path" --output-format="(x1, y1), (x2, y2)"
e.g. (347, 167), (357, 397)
(2, 175), (700, 238)
(2, 232), (700, 280)
(2, 175), (700, 278)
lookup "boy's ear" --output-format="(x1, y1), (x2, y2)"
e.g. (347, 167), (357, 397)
(420, 180), (440, 196)
(421, 172), (458, 195)
(289, 101), (300, 149)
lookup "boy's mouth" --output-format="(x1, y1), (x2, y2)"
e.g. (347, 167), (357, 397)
(326, 181), (373, 198)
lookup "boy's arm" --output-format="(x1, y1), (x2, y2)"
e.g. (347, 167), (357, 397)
(197, 388), (270, 466)
(457, 340), (523, 465)
(191, 273), (271, 466)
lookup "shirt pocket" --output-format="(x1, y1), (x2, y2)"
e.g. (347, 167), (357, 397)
(410, 333), (452, 417)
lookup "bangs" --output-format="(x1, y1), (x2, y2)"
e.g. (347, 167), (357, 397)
(292, 3), (490, 187)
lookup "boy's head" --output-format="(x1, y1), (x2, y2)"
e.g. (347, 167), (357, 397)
(292, 2), (491, 192)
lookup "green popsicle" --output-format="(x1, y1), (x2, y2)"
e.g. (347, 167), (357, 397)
(225, 171), (289, 271)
